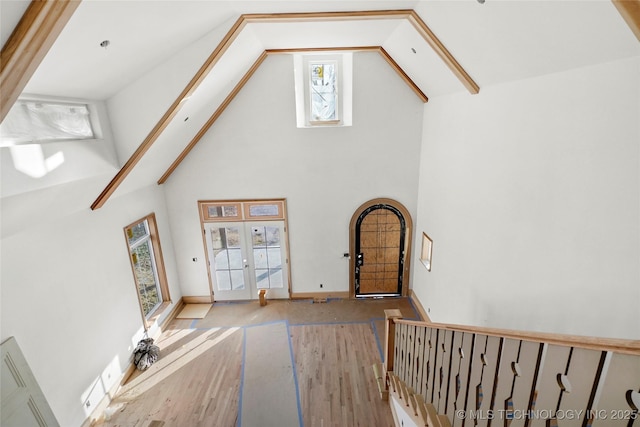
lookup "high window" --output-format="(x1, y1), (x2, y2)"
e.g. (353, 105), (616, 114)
(0, 97), (100, 147)
(294, 52), (352, 128)
(124, 214), (170, 326)
(309, 61), (338, 122)
(420, 232), (433, 271)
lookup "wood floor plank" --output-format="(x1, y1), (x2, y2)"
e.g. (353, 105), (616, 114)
(97, 298), (413, 426)
(291, 323), (395, 427)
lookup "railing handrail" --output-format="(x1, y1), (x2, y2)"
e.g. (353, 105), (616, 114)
(394, 318), (640, 355)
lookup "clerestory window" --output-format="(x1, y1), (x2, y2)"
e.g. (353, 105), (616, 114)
(0, 97), (100, 147)
(294, 52), (352, 128)
(309, 61), (338, 122)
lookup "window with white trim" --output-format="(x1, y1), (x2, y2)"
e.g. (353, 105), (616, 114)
(0, 96), (102, 147)
(293, 52), (352, 128)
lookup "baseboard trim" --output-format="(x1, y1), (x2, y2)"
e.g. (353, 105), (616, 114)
(183, 295), (213, 304)
(82, 298), (185, 427)
(81, 361), (136, 427)
(410, 289), (432, 323)
(291, 291), (350, 300)
(159, 298), (185, 330)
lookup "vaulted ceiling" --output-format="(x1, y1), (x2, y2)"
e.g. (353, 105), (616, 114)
(1, 0), (639, 210)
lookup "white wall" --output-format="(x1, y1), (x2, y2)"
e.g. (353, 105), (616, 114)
(412, 57), (640, 340)
(0, 100), (118, 199)
(106, 17), (238, 165)
(0, 184), (182, 426)
(163, 52), (424, 297)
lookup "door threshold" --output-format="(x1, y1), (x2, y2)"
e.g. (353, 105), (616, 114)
(355, 294), (401, 299)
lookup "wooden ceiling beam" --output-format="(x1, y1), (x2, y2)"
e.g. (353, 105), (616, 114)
(91, 15), (248, 210)
(375, 47), (429, 103)
(92, 10), (477, 209)
(0, 0), (81, 122)
(407, 10), (479, 94)
(612, 0), (640, 42)
(157, 46), (429, 184)
(266, 46), (428, 102)
(157, 52), (268, 185)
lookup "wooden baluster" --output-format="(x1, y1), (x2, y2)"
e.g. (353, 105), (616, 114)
(384, 309), (403, 377)
(416, 326), (427, 396)
(410, 389), (419, 416)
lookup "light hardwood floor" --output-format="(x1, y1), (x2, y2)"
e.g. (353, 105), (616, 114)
(98, 298), (418, 427)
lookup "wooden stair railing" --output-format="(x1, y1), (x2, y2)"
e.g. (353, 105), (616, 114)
(379, 310), (640, 427)
(385, 370), (451, 427)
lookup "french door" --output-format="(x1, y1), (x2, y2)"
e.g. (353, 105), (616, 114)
(205, 221), (289, 301)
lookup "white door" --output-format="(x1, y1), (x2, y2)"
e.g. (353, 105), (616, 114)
(205, 221), (289, 300)
(248, 222), (289, 299)
(1, 337), (59, 427)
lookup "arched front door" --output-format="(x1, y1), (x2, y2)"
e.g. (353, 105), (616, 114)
(349, 198), (413, 298)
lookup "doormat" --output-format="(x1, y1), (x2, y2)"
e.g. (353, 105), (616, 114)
(176, 304), (212, 319)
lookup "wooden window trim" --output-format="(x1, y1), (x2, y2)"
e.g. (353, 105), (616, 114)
(308, 119), (341, 126)
(199, 199), (286, 222)
(243, 200), (285, 220)
(201, 202), (242, 222)
(124, 213), (171, 330)
(349, 198), (413, 298)
(198, 199), (290, 300)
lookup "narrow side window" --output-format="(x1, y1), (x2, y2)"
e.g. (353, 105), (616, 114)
(420, 232), (433, 271)
(124, 213), (170, 327)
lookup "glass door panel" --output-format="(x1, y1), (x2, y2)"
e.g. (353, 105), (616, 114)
(205, 221), (289, 300)
(207, 223), (251, 300)
(249, 222), (288, 299)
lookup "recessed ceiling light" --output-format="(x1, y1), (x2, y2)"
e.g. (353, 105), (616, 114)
(99, 40), (110, 49)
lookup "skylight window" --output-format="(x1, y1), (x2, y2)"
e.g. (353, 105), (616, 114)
(294, 53), (352, 128)
(0, 99), (95, 147)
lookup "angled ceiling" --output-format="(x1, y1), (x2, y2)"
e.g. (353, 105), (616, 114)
(1, 0), (639, 211)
